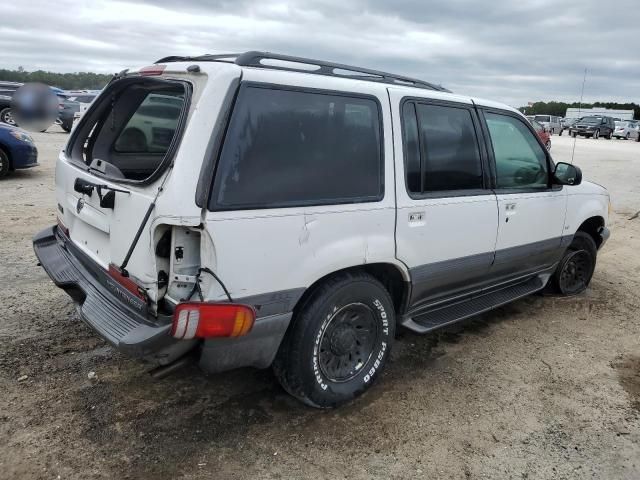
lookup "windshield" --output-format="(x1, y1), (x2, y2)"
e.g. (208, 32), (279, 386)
(534, 115), (550, 122)
(581, 117), (602, 124)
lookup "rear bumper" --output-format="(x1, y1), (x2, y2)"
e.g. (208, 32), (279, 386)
(33, 226), (194, 364)
(33, 225), (293, 372)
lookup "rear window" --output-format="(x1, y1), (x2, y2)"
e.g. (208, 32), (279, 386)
(210, 86), (383, 210)
(68, 78), (188, 182)
(534, 115), (550, 123)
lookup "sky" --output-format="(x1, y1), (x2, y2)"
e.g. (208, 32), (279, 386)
(1, 0), (639, 108)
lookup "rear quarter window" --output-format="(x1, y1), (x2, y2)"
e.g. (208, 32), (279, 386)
(210, 85), (384, 210)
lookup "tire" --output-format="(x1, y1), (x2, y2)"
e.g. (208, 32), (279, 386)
(593, 129), (599, 139)
(551, 231), (597, 296)
(571, 132), (577, 138)
(559, 129), (563, 136)
(0, 107), (15, 126)
(61, 124), (71, 133)
(636, 134), (640, 143)
(0, 148), (10, 179)
(273, 271), (396, 408)
(625, 133), (630, 140)
(545, 140), (551, 150)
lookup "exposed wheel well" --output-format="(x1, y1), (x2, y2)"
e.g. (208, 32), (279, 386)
(292, 263), (410, 318)
(577, 216), (605, 248)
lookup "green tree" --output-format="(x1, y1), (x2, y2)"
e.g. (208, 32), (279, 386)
(0, 68), (113, 90)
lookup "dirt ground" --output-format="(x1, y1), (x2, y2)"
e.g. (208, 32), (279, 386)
(1, 127), (639, 480)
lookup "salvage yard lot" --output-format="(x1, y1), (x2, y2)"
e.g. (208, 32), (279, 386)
(1, 129), (639, 479)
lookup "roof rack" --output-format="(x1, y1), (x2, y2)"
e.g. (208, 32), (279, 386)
(155, 51), (450, 93)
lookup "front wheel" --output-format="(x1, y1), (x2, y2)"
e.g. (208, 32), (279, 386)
(551, 231), (597, 296)
(273, 271), (395, 408)
(593, 129), (600, 139)
(0, 148), (10, 178)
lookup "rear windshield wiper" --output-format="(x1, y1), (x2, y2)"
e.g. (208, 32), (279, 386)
(74, 177), (130, 209)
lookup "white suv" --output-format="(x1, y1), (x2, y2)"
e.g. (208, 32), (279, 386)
(33, 52), (610, 408)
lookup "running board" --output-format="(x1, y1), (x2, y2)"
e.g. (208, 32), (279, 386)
(402, 276), (545, 334)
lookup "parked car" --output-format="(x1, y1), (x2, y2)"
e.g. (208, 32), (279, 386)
(58, 93), (98, 132)
(0, 123), (38, 178)
(0, 81), (22, 125)
(570, 116), (615, 139)
(561, 117), (578, 134)
(612, 120), (639, 140)
(33, 51), (610, 408)
(533, 115), (562, 135)
(1, 82), (68, 130)
(529, 119), (551, 149)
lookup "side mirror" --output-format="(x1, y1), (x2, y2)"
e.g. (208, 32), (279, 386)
(554, 162), (582, 186)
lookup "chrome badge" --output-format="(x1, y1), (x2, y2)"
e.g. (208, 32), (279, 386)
(76, 198), (85, 214)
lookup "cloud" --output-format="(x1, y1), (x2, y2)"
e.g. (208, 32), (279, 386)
(1, 0), (638, 107)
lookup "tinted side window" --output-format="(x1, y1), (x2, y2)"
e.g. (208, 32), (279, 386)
(485, 112), (548, 189)
(211, 86), (383, 209)
(414, 103), (483, 192)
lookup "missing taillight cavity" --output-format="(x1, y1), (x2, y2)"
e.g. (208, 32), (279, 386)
(171, 303), (255, 339)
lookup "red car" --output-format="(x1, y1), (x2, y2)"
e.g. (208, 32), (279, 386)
(530, 119), (551, 150)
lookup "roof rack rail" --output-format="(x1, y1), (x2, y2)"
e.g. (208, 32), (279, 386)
(154, 51), (450, 93)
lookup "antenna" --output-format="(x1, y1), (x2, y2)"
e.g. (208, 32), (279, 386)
(571, 68), (588, 164)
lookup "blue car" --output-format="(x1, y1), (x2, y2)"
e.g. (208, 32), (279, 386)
(0, 123), (38, 178)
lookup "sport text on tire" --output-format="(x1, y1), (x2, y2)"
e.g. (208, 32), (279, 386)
(273, 271), (396, 408)
(551, 231), (597, 296)
(0, 149), (10, 179)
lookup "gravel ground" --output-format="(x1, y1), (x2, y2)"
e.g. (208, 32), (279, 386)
(1, 127), (639, 480)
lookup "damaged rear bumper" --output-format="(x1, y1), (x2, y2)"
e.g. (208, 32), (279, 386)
(32, 226), (194, 364)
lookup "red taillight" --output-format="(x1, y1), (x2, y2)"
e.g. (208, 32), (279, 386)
(139, 65), (166, 76)
(108, 264), (148, 301)
(171, 303), (256, 339)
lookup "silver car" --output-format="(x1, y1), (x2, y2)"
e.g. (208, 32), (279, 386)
(613, 120), (640, 140)
(533, 114), (562, 135)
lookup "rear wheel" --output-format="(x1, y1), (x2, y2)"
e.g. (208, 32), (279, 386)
(0, 148), (10, 178)
(551, 231), (597, 296)
(273, 271), (395, 408)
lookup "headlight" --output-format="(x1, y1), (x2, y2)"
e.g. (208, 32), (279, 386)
(9, 130), (34, 144)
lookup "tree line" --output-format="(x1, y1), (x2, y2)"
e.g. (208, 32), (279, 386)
(519, 101), (640, 120)
(0, 68), (112, 90)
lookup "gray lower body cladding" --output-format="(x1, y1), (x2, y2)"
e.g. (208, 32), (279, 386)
(407, 235), (573, 313)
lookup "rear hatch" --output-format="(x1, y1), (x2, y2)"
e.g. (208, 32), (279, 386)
(56, 68), (195, 310)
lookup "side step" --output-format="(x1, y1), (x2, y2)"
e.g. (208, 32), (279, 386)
(402, 276), (544, 334)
